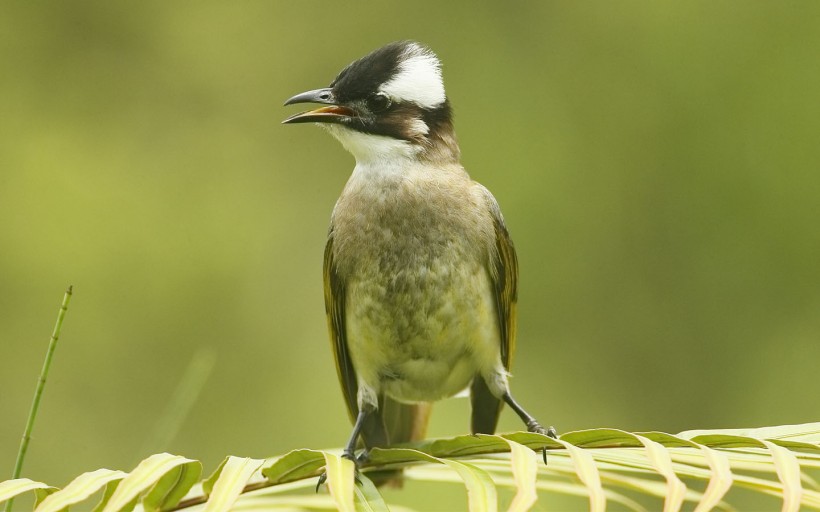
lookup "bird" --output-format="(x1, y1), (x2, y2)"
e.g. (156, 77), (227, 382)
(283, 41), (556, 473)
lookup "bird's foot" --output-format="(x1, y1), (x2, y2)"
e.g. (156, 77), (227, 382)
(526, 420), (558, 464)
(315, 451), (364, 492)
(526, 420), (558, 438)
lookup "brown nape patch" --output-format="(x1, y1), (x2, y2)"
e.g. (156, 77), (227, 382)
(424, 118), (460, 163)
(375, 104), (426, 141)
(376, 101), (460, 162)
(419, 99), (460, 162)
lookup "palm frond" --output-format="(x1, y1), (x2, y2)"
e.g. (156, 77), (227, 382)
(2, 423), (819, 511)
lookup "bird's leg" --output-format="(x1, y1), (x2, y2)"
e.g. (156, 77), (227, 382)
(343, 408), (369, 461)
(316, 408), (369, 491)
(502, 391), (557, 463)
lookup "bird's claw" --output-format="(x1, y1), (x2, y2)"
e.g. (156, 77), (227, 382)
(315, 472), (327, 493)
(525, 421), (558, 464)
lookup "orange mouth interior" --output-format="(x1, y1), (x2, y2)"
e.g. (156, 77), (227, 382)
(310, 105), (355, 116)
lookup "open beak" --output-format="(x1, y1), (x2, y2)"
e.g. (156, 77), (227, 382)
(282, 88), (355, 124)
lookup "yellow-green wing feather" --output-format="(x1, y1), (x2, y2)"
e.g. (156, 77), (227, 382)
(493, 211), (518, 370)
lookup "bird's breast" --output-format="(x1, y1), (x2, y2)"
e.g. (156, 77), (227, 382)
(331, 166), (501, 403)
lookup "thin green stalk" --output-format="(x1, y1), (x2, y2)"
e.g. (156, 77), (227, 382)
(5, 286), (73, 512)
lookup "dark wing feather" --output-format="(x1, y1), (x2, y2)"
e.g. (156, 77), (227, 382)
(323, 231), (359, 424)
(471, 192), (519, 434)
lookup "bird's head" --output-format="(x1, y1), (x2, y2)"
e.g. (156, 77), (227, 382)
(283, 41), (459, 164)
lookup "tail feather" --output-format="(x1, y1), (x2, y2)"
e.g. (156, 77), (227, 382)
(470, 376), (504, 434)
(362, 396), (432, 487)
(382, 397), (432, 445)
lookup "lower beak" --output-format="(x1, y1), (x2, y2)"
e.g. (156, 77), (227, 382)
(282, 105), (356, 124)
(282, 88), (355, 124)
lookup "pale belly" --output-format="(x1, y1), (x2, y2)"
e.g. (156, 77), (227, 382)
(345, 257), (502, 404)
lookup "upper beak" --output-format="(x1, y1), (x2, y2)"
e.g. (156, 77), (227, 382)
(282, 87), (355, 124)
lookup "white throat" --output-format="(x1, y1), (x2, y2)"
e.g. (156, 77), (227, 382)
(323, 125), (420, 166)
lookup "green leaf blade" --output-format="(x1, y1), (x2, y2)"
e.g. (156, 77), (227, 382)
(501, 438), (538, 512)
(34, 469), (126, 512)
(0, 479), (57, 507)
(439, 459), (498, 512)
(100, 453), (199, 512)
(353, 472), (389, 512)
(261, 449), (326, 484)
(322, 453), (356, 512)
(202, 457), (265, 512)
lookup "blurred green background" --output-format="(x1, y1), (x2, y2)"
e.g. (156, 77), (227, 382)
(2, 0), (819, 492)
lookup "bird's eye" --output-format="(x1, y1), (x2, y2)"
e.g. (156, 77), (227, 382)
(367, 92), (392, 113)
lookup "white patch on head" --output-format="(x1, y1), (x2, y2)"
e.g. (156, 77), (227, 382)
(322, 124), (420, 164)
(379, 43), (446, 109)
